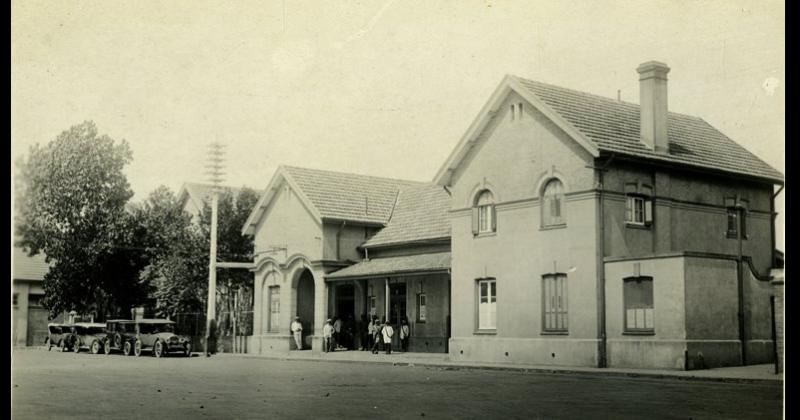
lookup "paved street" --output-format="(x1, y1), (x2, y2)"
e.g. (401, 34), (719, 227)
(12, 348), (782, 420)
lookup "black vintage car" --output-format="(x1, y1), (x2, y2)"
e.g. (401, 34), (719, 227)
(70, 323), (107, 354)
(102, 319), (136, 356)
(130, 319), (192, 357)
(46, 323), (76, 352)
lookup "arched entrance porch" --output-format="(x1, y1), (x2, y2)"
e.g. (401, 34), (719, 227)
(294, 268), (315, 350)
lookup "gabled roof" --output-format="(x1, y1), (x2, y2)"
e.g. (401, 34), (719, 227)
(362, 183), (451, 248)
(178, 183), (251, 213)
(435, 75), (784, 185)
(242, 166), (426, 235)
(13, 247), (50, 281)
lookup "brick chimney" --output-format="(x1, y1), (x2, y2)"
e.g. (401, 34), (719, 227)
(637, 61), (670, 152)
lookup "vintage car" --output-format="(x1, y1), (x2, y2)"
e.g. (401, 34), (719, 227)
(130, 319), (192, 357)
(102, 319), (137, 356)
(46, 323), (75, 352)
(69, 323), (107, 354)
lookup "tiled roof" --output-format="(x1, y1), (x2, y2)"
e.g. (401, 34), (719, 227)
(13, 247), (50, 281)
(362, 184), (451, 248)
(282, 166), (425, 225)
(515, 77), (784, 183)
(326, 252), (451, 280)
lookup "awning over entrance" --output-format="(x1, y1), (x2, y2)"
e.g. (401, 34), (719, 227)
(325, 252), (450, 281)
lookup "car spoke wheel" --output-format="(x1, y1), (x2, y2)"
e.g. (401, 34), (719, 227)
(91, 340), (101, 355)
(104, 339), (112, 355)
(58, 340), (66, 352)
(73, 338), (81, 353)
(184, 343), (192, 357)
(134, 340), (142, 357)
(154, 341), (164, 358)
(123, 341), (132, 356)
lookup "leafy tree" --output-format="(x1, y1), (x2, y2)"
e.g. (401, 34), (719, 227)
(15, 121), (144, 318)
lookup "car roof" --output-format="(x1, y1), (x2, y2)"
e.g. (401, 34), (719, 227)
(74, 322), (106, 328)
(106, 319), (134, 324)
(48, 323), (73, 327)
(135, 319), (176, 324)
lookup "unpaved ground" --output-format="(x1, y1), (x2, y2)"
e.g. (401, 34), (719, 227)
(11, 348), (782, 419)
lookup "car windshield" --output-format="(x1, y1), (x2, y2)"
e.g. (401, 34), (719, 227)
(88, 327), (105, 334)
(49, 326), (62, 334)
(139, 323), (174, 334)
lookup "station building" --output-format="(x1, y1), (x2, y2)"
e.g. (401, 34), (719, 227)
(243, 62), (784, 369)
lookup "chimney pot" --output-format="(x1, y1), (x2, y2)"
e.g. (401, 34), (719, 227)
(637, 61), (670, 152)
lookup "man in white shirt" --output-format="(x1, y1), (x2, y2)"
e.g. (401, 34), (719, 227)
(381, 320), (394, 354)
(322, 319), (334, 353)
(290, 316), (303, 350)
(333, 317), (343, 350)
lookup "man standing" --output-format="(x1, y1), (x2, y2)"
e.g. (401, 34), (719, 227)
(291, 316), (303, 350)
(333, 317), (343, 350)
(322, 319), (334, 353)
(400, 319), (410, 352)
(381, 320), (394, 355)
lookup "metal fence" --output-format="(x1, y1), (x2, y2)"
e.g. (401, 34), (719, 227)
(174, 310), (253, 353)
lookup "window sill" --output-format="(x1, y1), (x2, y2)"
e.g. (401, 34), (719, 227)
(623, 330), (655, 336)
(625, 223), (651, 230)
(540, 223), (567, 231)
(541, 331), (569, 336)
(473, 329), (497, 335)
(726, 233), (748, 240)
(474, 232), (497, 238)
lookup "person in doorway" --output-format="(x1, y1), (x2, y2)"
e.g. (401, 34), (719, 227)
(367, 317), (376, 351)
(381, 320), (394, 355)
(322, 319), (334, 353)
(400, 319), (410, 352)
(333, 317), (343, 350)
(290, 316), (303, 350)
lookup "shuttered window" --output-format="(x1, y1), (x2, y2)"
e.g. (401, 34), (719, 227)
(625, 195), (652, 226)
(542, 274), (568, 332)
(268, 286), (281, 333)
(542, 179), (565, 226)
(472, 190), (496, 235)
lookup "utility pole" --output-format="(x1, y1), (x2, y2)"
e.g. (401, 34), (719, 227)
(205, 141), (226, 356)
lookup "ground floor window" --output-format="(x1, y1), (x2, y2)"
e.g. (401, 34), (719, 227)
(478, 279), (497, 330)
(542, 274), (567, 332)
(268, 286), (280, 332)
(624, 276), (654, 333)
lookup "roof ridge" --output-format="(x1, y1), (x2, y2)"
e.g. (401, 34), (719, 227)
(282, 165), (428, 186)
(513, 75), (704, 121)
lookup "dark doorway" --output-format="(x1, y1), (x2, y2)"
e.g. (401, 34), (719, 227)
(389, 283), (407, 325)
(335, 284), (355, 320)
(296, 269), (315, 348)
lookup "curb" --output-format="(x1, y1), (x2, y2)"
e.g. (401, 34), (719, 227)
(217, 353), (783, 385)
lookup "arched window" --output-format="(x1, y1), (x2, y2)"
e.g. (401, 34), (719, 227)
(542, 179), (565, 226)
(472, 190), (496, 235)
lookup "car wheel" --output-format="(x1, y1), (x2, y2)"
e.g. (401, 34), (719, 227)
(184, 343), (192, 357)
(123, 341), (132, 356)
(154, 340), (164, 358)
(58, 339), (66, 352)
(134, 339), (142, 357)
(91, 340), (101, 355)
(46, 338), (52, 351)
(73, 338), (81, 353)
(104, 339), (112, 355)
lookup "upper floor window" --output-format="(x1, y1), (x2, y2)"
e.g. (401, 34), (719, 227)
(542, 179), (565, 226)
(625, 195), (653, 226)
(472, 190), (496, 235)
(724, 197), (748, 239)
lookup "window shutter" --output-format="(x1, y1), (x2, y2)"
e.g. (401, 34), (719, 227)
(471, 207), (479, 235)
(490, 205), (497, 232)
(644, 199), (653, 224)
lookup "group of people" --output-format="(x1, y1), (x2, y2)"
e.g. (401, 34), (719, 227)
(292, 314), (412, 354)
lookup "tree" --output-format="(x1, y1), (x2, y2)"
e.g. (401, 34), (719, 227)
(199, 188), (260, 335)
(15, 121), (144, 318)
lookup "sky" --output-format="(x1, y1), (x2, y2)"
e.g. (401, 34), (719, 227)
(11, 0), (784, 248)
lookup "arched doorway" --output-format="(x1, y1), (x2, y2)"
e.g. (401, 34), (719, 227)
(296, 269), (315, 349)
